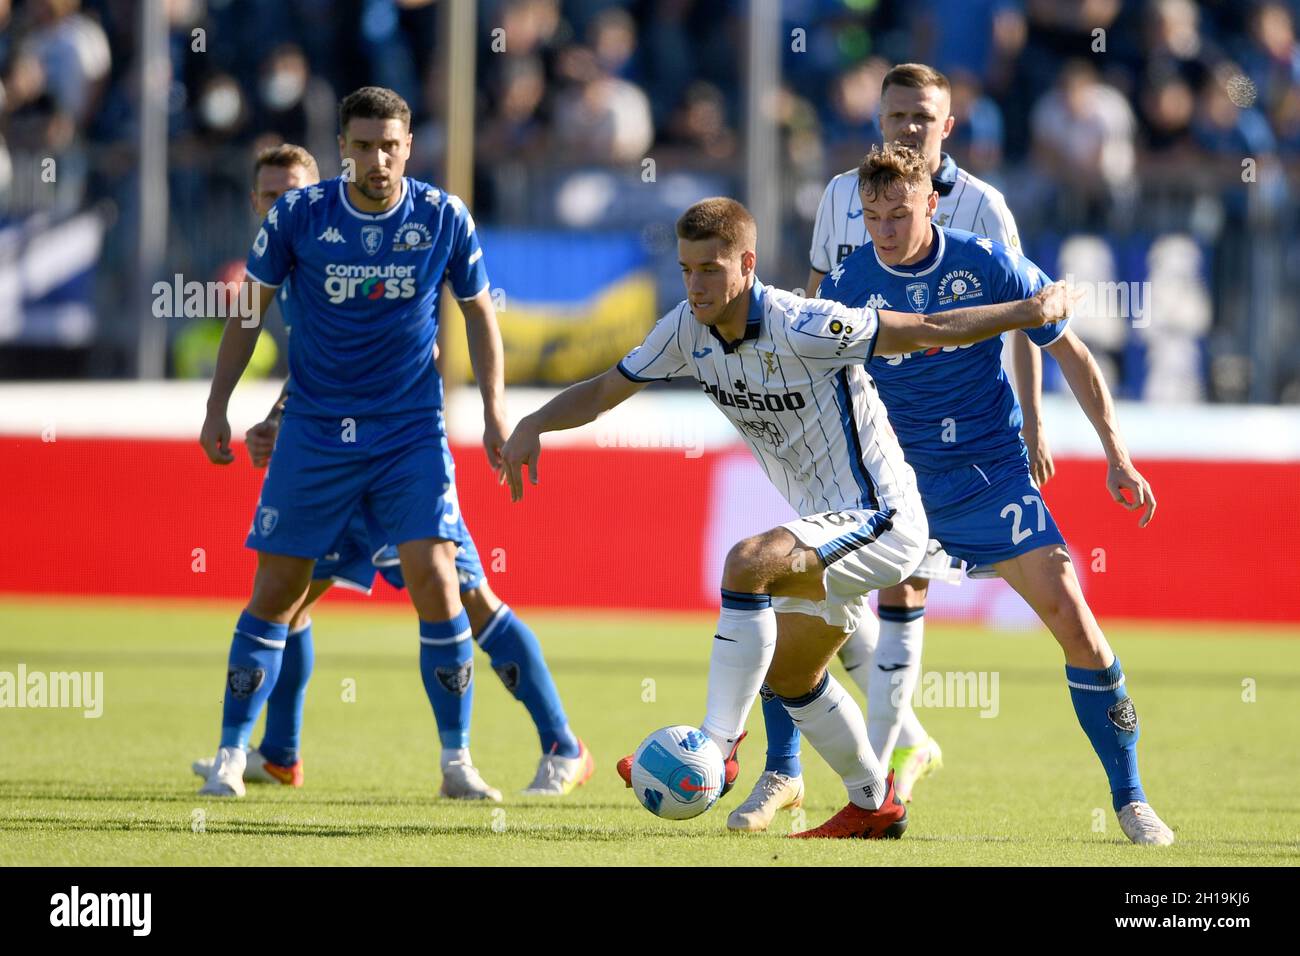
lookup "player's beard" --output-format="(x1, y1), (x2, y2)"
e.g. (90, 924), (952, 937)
(355, 175), (396, 202)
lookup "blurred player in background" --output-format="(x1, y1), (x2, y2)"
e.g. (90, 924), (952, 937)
(196, 88), (592, 800)
(500, 197), (1069, 838)
(815, 144), (1172, 844)
(737, 62), (1051, 830)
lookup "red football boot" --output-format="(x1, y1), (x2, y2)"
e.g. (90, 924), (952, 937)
(718, 731), (746, 797)
(790, 771), (908, 839)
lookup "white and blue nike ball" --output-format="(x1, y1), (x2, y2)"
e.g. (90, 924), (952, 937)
(630, 726), (725, 820)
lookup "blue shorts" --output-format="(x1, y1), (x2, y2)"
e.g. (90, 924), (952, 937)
(313, 510), (487, 594)
(915, 452), (1066, 578)
(247, 411), (468, 561)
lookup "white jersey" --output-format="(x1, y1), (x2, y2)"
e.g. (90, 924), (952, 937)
(808, 153), (1020, 277)
(617, 279), (920, 519)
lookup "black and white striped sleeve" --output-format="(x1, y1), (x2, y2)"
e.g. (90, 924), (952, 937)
(617, 305), (689, 382)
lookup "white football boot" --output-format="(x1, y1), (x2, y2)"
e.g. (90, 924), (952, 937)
(198, 745), (247, 798)
(1117, 801), (1175, 845)
(440, 760), (503, 802)
(191, 747), (281, 784)
(522, 740), (595, 796)
(727, 771), (805, 832)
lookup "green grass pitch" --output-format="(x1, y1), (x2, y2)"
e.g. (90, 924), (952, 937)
(1, 596), (1297, 866)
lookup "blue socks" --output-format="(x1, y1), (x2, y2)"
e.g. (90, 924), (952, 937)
(419, 612), (474, 750)
(258, 621), (314, 767)
(220, 611), (288, 749)
(760, 683), (802, 777)
(1066, 658), (1146, 810)
(477, 605), (579, 758)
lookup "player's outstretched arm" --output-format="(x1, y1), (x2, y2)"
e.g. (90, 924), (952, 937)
(458, 288), (509, 469)
(874, 280), (1077, 356)
(1045, 328), (1156, 527)
(200, 282), (276, 465)
(498, 366), (646, 502)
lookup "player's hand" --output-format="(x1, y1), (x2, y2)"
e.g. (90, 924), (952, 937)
(1023, 421), (1055, 487)
(482, 410), (508, 471)
(1027, 281), (1080, 326)
(200, 410), (235, 465)
(498, 419), (540, 502)
(1106, 457), (1156, 527)
(245, 418), (279, 469)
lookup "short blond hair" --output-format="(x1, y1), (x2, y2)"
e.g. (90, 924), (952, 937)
(675, 197), (757, 255)
(881, 62), (950, 96)
(857, 143), (931, 202)
(253, 143), (319, 183)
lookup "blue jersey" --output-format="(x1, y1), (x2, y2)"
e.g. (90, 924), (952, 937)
(817, 225), (1068, 472)
(244, 176), (489, 419)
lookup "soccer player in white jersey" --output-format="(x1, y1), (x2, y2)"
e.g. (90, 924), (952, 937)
(734, 63), (1047, 828)
(499, 198), (1069, 838)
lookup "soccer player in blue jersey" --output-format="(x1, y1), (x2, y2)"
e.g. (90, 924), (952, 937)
(190, 143), (589, 799)
(814, 143), (1173, 844)
(196, 88), (592, 799)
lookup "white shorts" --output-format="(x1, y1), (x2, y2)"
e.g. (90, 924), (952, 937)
(912, 539), (965, 584)
(773, 505), (928, 632)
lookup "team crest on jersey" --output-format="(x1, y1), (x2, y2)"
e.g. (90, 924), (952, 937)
(937, 270), (983, 305)
(905, 282), (930, 312)
(360, 225), (384, 256)
(393, 221), (433, 252)
(760, 351), (778, 375)
(257, 506), (279, 536)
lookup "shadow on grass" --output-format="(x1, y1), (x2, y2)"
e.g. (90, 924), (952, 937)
(0, 782), (638, 812)
(0, 814), (702, 842)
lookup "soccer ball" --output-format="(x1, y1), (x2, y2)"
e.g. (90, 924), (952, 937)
(630, 725), (725, 820)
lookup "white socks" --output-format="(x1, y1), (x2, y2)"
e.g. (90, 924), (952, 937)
(837, 613), (879, 684)
(702, 598), (777, 751)
(867, 606), (927, 763)
(781, 673), (886, 810)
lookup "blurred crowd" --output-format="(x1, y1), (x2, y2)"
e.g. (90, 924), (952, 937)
(0, 0), (1297, 399)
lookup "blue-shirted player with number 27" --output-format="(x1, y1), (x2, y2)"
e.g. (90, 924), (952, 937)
(815, 143), (1174, 845)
